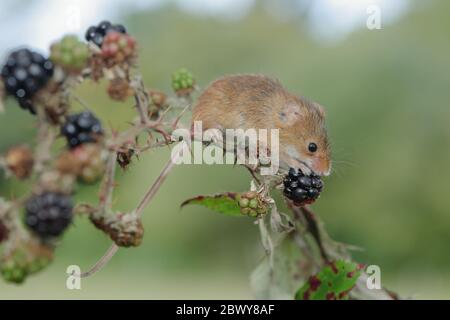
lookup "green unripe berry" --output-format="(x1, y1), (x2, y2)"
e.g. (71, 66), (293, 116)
(50, 35), (88, 71)
(11, 268), (26, 283)
(248, 209), (258, 218)
(73, 46), (88, 60)
(61, 35), (77, 49)
(27, 257), (50, 274)
(249, 199), (258, 209)
(239, 198), (249, 208)
(1, 263), (28, 284)
(172, 68), (195, 93)
(61, 53), (72, 65)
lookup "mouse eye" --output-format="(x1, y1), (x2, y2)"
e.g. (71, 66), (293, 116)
(308, 142), (318, 153)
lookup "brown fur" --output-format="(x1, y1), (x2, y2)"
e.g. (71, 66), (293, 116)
(192, 74), (331, 175)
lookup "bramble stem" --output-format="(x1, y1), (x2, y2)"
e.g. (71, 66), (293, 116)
(33, 110), (56, 175)
(98, 153), (117, 212)
(79, 152), (180, 278)
(80, 243), (118, 278)
(131, 76), (150, 125)
(135, 152), (178, 217)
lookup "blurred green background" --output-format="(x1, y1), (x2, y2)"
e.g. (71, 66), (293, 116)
(1, 0), (450, 299)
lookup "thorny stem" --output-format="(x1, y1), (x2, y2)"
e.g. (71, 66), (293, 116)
(135, 152), (179, 217)
(244, 165), (261, 185)
(131, 76), (150, 125)
(105, 112), (177, 153)
(33, 111), (56, 175)
(79, 243), (118, 278)
(79, 152), (180, 278)
(98, 153), (117, 212)
(77, 70), (189, 278)
(138, 138), (175, 153)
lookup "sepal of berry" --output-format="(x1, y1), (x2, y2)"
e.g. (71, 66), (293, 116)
(172, 68), (195, 97)
(149, 89), (167, 108)
(50, 35), (89, 72)
(4, 145), (34, 180)
(148, 88), (168, 118)
(236, 191), (269, 217)
(107, 78), (134, 101)
(90, 211), (144, 247)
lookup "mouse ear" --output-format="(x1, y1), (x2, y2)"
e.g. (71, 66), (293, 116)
(278, 103), (303, 126)
(314, 102), (326, 118)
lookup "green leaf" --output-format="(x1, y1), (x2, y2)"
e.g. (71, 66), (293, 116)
(295, 260), (363, 300)
(181, 192), (242, 216)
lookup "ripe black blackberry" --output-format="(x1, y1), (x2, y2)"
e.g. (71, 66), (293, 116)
(283, 168), (324, 205)
(25, 192), (73, 238)
(61, 111), (103, 148)
(1, 48), (54, 113)
(85, 20), (127, 47)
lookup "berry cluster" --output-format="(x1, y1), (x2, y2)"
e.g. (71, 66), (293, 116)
(107, 77), (133, 101)
(149, 89), (167, 108)
(1, 251), (29, 284)
(85, 21), (126, 47)
(0, 242), (52, 284)
(283, 168), (323, 206)
(50, 35), (89, 71)
(56, 143), (106, 184)
(5, 145), (34, 180)
(61, 111), (103, 149)
(25, 192), (73, 238)
(91, 212), (144, 247)
(101, 32), (137, 67)
(236, 191), (268, 217)
(148, 89), (168, 119)
(172, 68), (195, 96)
(1, 48), (54, 113)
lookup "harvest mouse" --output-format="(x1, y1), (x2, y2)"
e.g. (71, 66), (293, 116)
(191, 74), (331, 176)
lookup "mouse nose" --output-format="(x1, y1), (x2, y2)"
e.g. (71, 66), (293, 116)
(312, 158), (331, 177)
